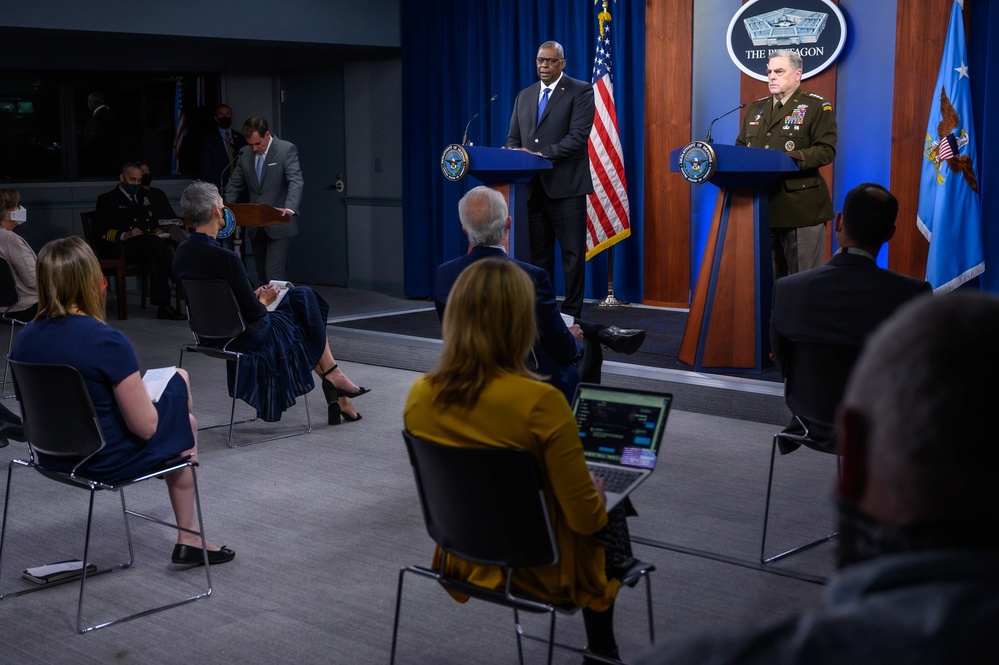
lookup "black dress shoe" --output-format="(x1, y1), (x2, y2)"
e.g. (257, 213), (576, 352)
(171, 543), (236, 566)
(596, 326), (646, 355)
(157, 305), (188, 321)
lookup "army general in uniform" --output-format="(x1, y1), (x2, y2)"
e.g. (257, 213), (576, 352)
(737, 49), (837, 279)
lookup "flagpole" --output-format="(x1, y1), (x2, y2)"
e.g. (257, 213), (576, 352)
(597, 249), (629, 307)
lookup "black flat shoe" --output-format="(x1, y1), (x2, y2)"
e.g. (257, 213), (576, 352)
(171, 543), (235, 566)
(157, 305), (188, 321)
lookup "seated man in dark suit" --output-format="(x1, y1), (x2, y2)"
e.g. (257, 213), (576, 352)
(435, 186), (645, 402)
(636, 293), (999, 665)
(94, 161), (186, 320)
(768, 182), (930, 452)
(770, 182), (931, 373)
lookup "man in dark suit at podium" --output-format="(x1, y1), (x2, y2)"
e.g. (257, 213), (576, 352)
(769, 183), (931, 375)
(737, 49), (837, 279)
(507, 40), (594, 319)
(224, 116), (303, 284)
(435, 187), (645, 402)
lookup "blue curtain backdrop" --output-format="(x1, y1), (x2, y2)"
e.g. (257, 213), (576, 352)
(401, 0), (646, 302)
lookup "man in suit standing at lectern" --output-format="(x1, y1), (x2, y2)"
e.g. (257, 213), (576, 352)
(507, 40), (594, 319)
(737, 49), (837, 279)
(224, 116), (303, 284)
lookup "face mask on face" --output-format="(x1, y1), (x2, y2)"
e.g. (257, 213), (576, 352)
(122, 183), (141, 197)
(140, 173), (152, 188)
(9, 206), (27, 224)
(217, 116), (233, 130)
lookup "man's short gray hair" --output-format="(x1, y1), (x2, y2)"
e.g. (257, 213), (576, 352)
(538, 41), (565, 59)
(458, 186), (508, 247)
(180, 181), (222, 227)
(770, 49), (803, 71)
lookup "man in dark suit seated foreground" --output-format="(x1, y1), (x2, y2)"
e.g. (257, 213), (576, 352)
(770, 182), (931, 374)
(637, 292), (999, 665)
(768, 182), (931, 453)
(435, 186), (645, 402)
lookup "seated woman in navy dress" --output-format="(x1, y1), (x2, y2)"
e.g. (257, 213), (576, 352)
(11, 236), (234, 565)
(173, 181), (368, 425)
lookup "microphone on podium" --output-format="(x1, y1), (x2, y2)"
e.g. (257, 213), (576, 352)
(219, 151), (242, 195)
(705, 103), (746, 144)
(462, 94), (499, 146)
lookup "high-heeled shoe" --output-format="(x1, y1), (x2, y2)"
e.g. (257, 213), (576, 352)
(319, 365), (363, 425)
(320, 364), (370, 399)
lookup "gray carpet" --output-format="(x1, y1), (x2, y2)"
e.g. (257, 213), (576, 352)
(0, 286), (836, 664)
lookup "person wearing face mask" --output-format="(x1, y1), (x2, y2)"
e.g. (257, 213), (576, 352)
(198, 104), (248, 193)
(94, 162), (187, 320)
(137, 161), (189, 245)
(0, 189), (39, 321)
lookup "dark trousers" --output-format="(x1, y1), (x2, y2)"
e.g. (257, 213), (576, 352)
(123, 234), (174, 307)
(528, 189), (587, 319)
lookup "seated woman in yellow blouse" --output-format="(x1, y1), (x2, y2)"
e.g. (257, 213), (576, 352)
(404, 257), (632, 662)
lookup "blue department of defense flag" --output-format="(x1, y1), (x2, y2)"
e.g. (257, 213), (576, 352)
(916, 0), (983, 293)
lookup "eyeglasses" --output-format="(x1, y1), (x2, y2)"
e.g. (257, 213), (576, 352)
(536, 57), (563, 65)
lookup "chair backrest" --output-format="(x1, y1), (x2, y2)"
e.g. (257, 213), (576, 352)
(8, 360), (106, 462)
(783, 341), (863, 428)
(80, 211), (98, 245)
(0, 257), (21, 311)
(180, 279), (246, 342)
(402, 430), (558, 569)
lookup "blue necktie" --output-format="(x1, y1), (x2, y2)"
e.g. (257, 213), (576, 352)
(255, 153), (264, 182)
(537, 88), (551, 124)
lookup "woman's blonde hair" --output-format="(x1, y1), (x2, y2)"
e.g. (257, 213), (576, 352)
(35, 236), (106, 321)
(427, 257), (538, 409)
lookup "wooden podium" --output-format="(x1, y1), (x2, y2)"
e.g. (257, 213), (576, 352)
(670, 144), (798, 373)
(463, 146), (551, 260)
(226, 203), (289, 227)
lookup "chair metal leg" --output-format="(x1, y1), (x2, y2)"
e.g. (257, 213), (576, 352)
(178, 348), (311, 449)
(2, 322), (21, 399)
(761, 435), (839, 565)
(389, 566), (408, 665)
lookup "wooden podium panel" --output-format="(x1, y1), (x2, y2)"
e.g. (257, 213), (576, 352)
(226, 203), (289, 227)
(679, 189), (767, 369)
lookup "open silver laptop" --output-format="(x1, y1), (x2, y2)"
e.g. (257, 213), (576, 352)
(571, 383), (673, 511)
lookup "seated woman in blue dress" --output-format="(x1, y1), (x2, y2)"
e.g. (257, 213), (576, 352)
(173, 181), (369, 425)
(11, 236), (234, 565)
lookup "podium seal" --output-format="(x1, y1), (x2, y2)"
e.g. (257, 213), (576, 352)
(440, 144), (469, 182)
(677, 141), (717, 185)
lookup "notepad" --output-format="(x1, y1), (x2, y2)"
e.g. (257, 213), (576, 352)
(23, 559), (97, 585)
(266, 280), (294, 311)
(142, 366), (177, 403)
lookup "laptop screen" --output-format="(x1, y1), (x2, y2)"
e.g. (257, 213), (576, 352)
(572, 384), (673, 469)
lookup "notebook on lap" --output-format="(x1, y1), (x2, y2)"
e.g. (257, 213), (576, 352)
(571, 383), (673, 511)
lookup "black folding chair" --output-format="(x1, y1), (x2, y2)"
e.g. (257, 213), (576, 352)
(0, 258), (28, 399)
(178, 278), (310, 448)
(391, 431), (655, 665)
(761, 341), (861, 564)
(0, 360), (212, 633)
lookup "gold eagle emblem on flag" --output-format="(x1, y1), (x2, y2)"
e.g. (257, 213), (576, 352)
(924, 87), (979, 193)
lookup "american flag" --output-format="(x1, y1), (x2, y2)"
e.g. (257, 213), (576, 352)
(171, 78), (188, 175)
(585, 11), (631, 260)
